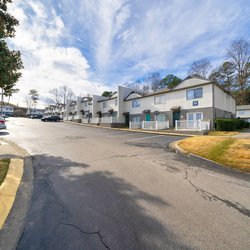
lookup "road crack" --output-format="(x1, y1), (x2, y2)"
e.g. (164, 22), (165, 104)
(61, 223), (111, 249)
(184, 169), (250, 217)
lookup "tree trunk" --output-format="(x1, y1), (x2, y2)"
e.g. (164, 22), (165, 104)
(0, 88), (3, 115)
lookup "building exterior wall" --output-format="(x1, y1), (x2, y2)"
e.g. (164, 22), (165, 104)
(214, 85), (236, 114)
(117, 86), (134, 117)
(97, 98), (118, 115)
(1, 106), (14, 116)
(125, 84), (213, 115)
(236, 105), (250, 122)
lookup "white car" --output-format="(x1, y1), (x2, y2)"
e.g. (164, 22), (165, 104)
(0, 116), (6, 130)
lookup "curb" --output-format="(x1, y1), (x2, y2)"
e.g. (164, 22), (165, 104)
(0, 143), (34, 250)
(168, 140), (249, 175)
(63, 121), (195, 137)
(0, 159), (24, 229)
(168, 139), (227, 167)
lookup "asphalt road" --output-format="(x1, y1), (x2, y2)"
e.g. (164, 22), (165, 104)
(3, 118), (250, 249)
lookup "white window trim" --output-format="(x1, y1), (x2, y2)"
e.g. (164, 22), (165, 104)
(186, 88), (203, 100)
(187, 112), (203, 121)
(132, 100), (140, 108)
(154, 95), (166, 105)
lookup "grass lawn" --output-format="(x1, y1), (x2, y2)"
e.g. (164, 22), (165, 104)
(178, 137), (250, 172)
(0, 159), (10, 186)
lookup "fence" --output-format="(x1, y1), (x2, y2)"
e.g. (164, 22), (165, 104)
(130, 120), (170, 130)
(82, 118), (89, 124)
(175, 120), (210, 131)
(90, 118), (100, 124)
(100, 116), (125, 123)
(158, 121), (170, 130)
(129, 121), (142, 129)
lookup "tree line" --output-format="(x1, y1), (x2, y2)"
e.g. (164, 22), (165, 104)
(0, 0), (23, 111)
(119, 39), (249, 105)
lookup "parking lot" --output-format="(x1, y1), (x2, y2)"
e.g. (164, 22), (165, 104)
(2, 118), (250, 250)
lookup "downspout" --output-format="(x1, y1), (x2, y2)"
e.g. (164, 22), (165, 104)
(212, 84), (215, 130)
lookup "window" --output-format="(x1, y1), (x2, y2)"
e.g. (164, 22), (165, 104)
(132, 116), (140, 122)
(115, 99), (117, 106)
(187, 112), (203, 121)
(155, 114), (166, 122)
(187, 113), (194, 121)
(132, 100), (140, 108)
(186, 88), (203, 100)
(84, 102), (88, 107)
(154, 95), (166, 105)
(103, 102), (108, 108)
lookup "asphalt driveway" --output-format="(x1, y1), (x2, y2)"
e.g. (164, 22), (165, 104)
(1, 118), (250, 249)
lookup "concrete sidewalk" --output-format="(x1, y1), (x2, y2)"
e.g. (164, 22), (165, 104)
(0, 139), (34, 250)
(64, 121), (197, 137)
(233, 128), (250, 138)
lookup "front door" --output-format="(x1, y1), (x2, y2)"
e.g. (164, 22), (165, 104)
(145, 113), (151, 121)
(173, 111), (180, 127)
(125, 114), (129, 127)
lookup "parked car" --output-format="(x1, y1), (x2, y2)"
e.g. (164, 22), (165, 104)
(31, 114), (43, 119)
(0, 116), (7, 130)
(41, 115), (61, 122)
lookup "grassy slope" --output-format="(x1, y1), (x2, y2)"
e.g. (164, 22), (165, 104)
(178, 137), (250, 172)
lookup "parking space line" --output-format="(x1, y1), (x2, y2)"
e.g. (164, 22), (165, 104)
(126, 135), (165, 142)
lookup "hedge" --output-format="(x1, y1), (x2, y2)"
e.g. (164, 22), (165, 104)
(215, 118), (248, 131)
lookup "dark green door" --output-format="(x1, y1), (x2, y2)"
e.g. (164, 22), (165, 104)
(173, 111), (180, 127)
(125, 114), (129, 127)
(145, 113), (151, 121)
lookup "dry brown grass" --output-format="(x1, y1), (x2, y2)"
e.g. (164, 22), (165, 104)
(178, 136), (250, 172)
(225, 139), (250, 171)
(208, 131), (239, 136)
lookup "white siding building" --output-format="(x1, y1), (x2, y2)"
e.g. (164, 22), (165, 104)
(236, 105), (250, 122)
(124, 76), (236, 130)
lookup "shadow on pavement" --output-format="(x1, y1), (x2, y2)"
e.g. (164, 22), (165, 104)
(16, 154), (190, 250)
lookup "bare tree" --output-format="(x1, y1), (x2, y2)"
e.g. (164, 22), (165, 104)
(49, 88), (62, 105)
(147, 72), (161, 92)
(142, 83), (150, 95)
(25, 96), (33, 110)
(209, 62), (235, 93)
(28, 89), (39, 109)
(226, 39), (250, 104)
(188, 58), (212, 78)
(59, 85), (75, 105)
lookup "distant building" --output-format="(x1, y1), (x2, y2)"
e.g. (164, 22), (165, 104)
(236, 105), (250, 122)
(0, 105), (14, 116)
(26, 108), (44, 116)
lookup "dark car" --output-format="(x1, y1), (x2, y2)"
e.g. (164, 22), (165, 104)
(41, 115), (61, 122)
(31, 114), (43, 119)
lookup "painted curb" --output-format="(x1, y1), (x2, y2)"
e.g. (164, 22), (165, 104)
(64, 121), (195, 137)
(0, 158), (24, 229)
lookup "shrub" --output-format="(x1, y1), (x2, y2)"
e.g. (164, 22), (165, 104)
(216, 118), (247, 131)
(216, 118), (237, 131)
(244, 121), (250, 128)
(235, 118), (245, 129)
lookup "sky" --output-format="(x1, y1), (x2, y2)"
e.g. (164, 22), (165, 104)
(7, 0), (250, 108)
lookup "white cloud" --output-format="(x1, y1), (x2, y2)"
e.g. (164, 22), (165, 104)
(8, 0), (109, 108)
(6, 0), (250, 107)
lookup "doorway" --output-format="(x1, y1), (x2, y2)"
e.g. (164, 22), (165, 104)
(173, 111), (180, 127)
(145, 113), (151, 121)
